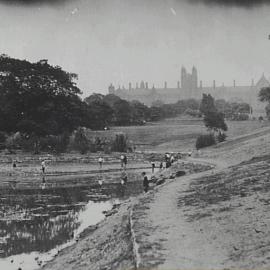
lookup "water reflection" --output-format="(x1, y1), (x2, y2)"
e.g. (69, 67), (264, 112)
(0, 168), (148, 269)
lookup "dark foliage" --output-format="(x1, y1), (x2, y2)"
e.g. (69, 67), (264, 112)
(111, 133), (128, 152)
(0, 55), (89, 135)
(217, 132), (227, 142)
(196, 134), (216, 149)
(215, 99), (251, 120)
(259, 88), (270, 120)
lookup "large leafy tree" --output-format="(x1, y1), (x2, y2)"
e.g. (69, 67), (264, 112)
(259, 87), (270, 120)
(0, 55), (88, 135)
(84, 94), (113, 129)
(200, 94), (227, 134)
(199, 93), (217, 115)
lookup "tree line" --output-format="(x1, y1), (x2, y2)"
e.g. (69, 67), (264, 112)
(0, 55), (255, 153)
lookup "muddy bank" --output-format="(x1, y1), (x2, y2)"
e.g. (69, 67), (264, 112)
(40, 159), (212, 270)
(43, 201), (135, 270)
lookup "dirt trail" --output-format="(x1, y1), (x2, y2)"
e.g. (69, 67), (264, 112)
(131, 159), (227, 269)
(130, 128), (270, 269)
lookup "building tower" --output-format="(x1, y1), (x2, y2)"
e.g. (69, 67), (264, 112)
(181, 66), (187, 89)
(191, 66), (198, 89)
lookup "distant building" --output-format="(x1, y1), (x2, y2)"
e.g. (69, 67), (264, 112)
(108, 67), (270, 117)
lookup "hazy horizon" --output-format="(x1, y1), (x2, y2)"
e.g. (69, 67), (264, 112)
(1, 0), (270, 97)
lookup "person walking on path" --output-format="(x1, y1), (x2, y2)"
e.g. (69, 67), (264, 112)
(98, 157), (104, 169)
(151, 161), (155, 174)
(159, 162), (163, 171)
(142, 172), (149, 193)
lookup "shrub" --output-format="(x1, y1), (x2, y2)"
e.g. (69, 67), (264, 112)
(195, 134), (216, 149)
(217, 132), (227, 142)
(0, 131), (7, 143)
(73, 127), (89, 154)
(231, 113), (249, 121)
(111, 133), (128, 152)
(5, 132), (23, 152)
(184, 108), (202, 118)
(39, 133), (70, 154)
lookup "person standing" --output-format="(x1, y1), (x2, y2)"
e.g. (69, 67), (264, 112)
(151, 161), (155, 174)
(98, 156), (104, 169)
(121, 171), (128, 185)
(41, 160), (46, 174)
(170, 155), (175, 164)
(142, 172), (149, 193)
(123, 155), (127, 169)
(12, 159), (17, 169)
(159, 162), (163, 171)
(120, 155), (125, 168)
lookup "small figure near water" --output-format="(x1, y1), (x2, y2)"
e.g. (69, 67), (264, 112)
(142, 172), (149, 193)
(41, 160), (46, 174)
(159, 162), (163, 171)
(98, 179), (103, 187)
(98, 156), (104, 169)
(151, 161), (155, 174)
(12, 159), (17, 168)
(121, 171), (128, 185)
(120, 154), (127, 169)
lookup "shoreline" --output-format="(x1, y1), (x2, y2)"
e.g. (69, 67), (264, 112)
(41, 158), (213, 270)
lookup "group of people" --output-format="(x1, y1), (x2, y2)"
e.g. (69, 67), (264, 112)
(150, 153), (176, 174)
(11, 159), (46, 174)
(10, 152), (175, 194)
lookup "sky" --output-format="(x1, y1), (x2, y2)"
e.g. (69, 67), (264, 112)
(1, 0), (270, 97)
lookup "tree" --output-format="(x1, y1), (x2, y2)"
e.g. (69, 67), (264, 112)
(259, 87), (270, 120)
(113, 99), (133, 125)
(200, 93), (227, 136)
(204, 111), (227, 133)
(258, 87), (270, 103)
(84, 94), (113, 129)
(199, 94), (217, 116)
(0, 55), (89, 135)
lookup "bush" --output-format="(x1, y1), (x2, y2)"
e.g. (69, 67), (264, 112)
(217, 132), (227, 142)
(39, 133), (70, 154)
(5, 132), (23, 152)
(73, 127), (89, 154)
(0, 131), (7, 143)
(111, 133), (128, 152)
(231, 113), (249, 121)
(184, 108), (202, 118)
(195, 134), (216, 149)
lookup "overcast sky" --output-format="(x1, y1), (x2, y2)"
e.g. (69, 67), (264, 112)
(1, 0), (270, 96)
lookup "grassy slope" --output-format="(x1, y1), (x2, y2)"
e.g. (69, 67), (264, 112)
(88, 116), (270, 152)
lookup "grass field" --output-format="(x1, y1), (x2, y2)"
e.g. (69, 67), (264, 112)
(88, 116), (270, 152)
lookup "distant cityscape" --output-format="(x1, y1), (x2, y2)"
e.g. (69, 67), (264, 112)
(108, 66), (270, 116)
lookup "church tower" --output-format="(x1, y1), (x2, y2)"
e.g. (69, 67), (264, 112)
(191, 66), (198, 89)
(181, 67), (187, 89)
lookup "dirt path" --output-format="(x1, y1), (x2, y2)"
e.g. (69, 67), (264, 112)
(130, 147), (270, 269)
(131, 158), (227, 269)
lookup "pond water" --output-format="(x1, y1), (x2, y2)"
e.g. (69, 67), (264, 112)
(0, 177), (144, 270)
